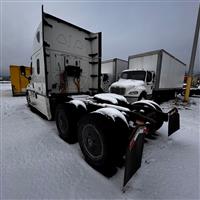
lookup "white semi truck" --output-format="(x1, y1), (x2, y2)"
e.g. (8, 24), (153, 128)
(109, 50), (186, 102)
(101, 58), (128, 92)
(26, 7), (180, 188)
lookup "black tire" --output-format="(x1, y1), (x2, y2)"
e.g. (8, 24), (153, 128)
(152, 93), (162, 104)
(182, 90), (194, 97)
(150, 103), (164, 130)
(181, 90), (185, 96)
(138, 92), (147, 101)
(26, 91), (31, 107)
(132, 102), (163, 132)
(55, 103), (86, 144)
(78, 112), (129, 175)
(189, 91), (194, 97)
(11, 85), (15, 96)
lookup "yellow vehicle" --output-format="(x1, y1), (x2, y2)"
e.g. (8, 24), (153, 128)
(10, 65), (31, 96)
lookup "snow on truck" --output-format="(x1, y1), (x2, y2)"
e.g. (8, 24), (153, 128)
(26, 7), (180, 188)
(101, 58), (128, 92)
(109, 50), (186, 102)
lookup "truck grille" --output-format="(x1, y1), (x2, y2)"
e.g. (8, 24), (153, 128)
(110, 87), (125, 95)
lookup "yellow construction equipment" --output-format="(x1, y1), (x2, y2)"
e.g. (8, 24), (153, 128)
(10, 65), (31, 96)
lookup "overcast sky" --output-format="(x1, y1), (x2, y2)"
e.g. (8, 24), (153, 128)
(0, 0), (199, 76)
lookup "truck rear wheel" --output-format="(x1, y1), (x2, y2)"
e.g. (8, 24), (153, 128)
(150, 103), (164, 130)
(55, 103), (86, 144)
(138, 92), (147, 101)
(132, 101), (164, 132)
(78, 112), (128, 176)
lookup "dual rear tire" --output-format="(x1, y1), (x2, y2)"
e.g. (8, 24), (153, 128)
(131, 101), (164, 132)
(78, 113), (129, 175)
(138, 92), (147, 101)
(55, 105), (129, 175)
(55, 103), (86, 144)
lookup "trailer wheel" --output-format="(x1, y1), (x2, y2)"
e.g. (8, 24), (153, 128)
(132, 101), (163, 131)
(55, 103), (86, 144)
(138, 92), (147, 101)
(149, 103), (164, 130)
(78, 113), (128, 176)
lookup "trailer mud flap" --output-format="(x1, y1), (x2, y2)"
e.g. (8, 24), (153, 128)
(123, 126), (145, 188)
(168, 108), (180, 136)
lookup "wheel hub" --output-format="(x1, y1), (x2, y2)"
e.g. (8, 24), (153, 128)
(82, 124), (103, 160)
(87, 138), (94, 147)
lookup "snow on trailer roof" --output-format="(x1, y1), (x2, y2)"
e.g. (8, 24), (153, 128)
(128, 49), (186, 66)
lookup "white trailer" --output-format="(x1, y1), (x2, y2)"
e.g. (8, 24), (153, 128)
(101, 58), (128, 92)
(110, 49), (186, 102)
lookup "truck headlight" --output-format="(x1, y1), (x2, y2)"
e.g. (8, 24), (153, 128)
(128, 91), (138, 95)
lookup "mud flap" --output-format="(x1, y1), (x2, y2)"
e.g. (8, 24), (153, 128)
(168, 108), (180, 136)
(123, 126), (145, 188)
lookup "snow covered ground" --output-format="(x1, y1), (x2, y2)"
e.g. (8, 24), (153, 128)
(0, 83), (199, 199)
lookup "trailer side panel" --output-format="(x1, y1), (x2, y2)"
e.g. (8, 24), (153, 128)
(159, 51), (186, 90)
(101, 59), (127, 92)
(129, 54), (158, 72)
(115, 59), (128, 80)
(101, 61), (115, 76)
